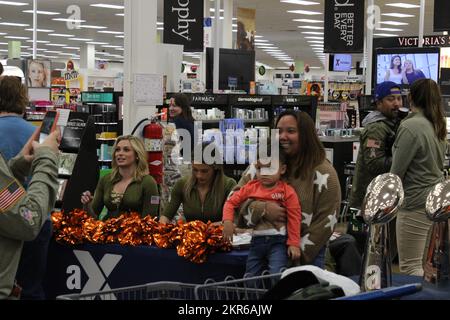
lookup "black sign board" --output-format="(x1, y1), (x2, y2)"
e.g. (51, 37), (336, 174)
(374, 35), (450, 48)
(229, 95), (272, 106)
(324, 0), (365, 53)
(191, 94), (229, 106)
(272, 95), (315, 106)
(163, 0), (204, 52)
(434, 0), (450, 32)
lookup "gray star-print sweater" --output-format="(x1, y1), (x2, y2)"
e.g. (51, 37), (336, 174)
(236, 159), (341, 265)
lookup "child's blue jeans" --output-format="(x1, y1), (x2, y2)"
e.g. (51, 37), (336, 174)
(245, 235), (288, 277)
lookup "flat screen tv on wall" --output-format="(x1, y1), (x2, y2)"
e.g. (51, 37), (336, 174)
(206, 48), (255, 93)
(374, 47), (440, 88)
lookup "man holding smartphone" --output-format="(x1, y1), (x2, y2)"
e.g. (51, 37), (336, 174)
(0, 129), (60, 299)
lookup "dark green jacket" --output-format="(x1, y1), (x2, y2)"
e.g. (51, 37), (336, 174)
(0, 147), (58, 299)
(349, 112), (397, 209)
(162, 176), (236, 223)
(91, 173), (160, 219)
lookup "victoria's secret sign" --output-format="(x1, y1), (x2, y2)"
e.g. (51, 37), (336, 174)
(375, 36), (450, 48)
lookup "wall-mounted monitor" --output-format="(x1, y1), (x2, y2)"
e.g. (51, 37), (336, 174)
(329, 54), (352, 72)
(374, 47), (440, 87)
(206, 48), (255, 93)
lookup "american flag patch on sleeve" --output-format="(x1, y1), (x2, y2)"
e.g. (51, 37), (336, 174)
(0, 180), (25, 212)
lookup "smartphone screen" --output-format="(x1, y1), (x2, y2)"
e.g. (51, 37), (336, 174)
(39, 111), (57, 143)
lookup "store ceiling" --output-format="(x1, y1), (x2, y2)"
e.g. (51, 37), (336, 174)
(0, 0), (442, 70)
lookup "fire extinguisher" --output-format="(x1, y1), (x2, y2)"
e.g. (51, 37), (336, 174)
(143, 119), (164, 184)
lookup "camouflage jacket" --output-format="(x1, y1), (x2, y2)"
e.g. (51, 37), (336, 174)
(349, 112), (397, 209)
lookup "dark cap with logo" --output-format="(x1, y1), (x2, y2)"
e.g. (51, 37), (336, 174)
(375, 81), (402, 101)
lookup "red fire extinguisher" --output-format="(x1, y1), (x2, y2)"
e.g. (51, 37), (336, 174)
(143, 120), (164, 184)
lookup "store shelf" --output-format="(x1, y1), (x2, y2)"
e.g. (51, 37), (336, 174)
(243, 119), (269, 123)
(195, 119), (225, 123)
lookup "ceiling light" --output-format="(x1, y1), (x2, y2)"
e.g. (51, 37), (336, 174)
(53, 18), (86, 23)
(22, 10), (60, 15)
(287, 10), (321, 15)
(44, 50), (62, 54)
(255, 39), (269, 43)
(385, 3), (420, 9)
(88, 42), (109, 45)
(102, 45), (122, 48)
(63, 47), (80, 50)
(0, 33), (7, 36)
(297, 25), (324, 29)
(0, 22), (29, 27)
(307, 40), (324, 43)
(293, 18), (322, 23)
(382, 13), (415, 18)
(49, 33), (75, 37)
(116, 13), (124, 17)
(210, 8), (224, 12)
(45, 43), (68, 47)
(304, 36), (324, 39)
(115, 35), (124, 38)
(26, 39), (49, 43)
(380, 20), (409, 26)
(90, 4), (124, 9)
(374, 33), (400, 37)
(0, 1), (28, 6)
(80, 25), (107, 29)
(25, 28), (55, 33)
(301, 31), (323, 35)
(6, 36), (30, 39)
(157, 22), (164, 25)
(69, 38), (93, 41)
(115, 48), (124, 51)
(376, 27), (403, 32)
(281, 0), (319, 4)
(98, 30), (123, 35)
(157, 27), (164, 31)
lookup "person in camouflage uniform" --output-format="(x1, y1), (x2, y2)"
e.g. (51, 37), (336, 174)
(0, 129), (60, 299)
(349, 81), (403, 210)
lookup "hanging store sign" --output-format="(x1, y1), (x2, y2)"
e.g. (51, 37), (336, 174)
(434, 0), (450, 32)
(164, 0), (204, 52)
(324, 0), (365, 53)
(374, 36), (450, 48)
(236, 7), (256, 51)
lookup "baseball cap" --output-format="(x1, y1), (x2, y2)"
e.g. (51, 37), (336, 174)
(375, 81), (402, 101)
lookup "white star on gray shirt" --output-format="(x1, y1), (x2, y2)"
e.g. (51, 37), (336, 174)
(244, 207), (255, 227)
(314, 171), (330, 193)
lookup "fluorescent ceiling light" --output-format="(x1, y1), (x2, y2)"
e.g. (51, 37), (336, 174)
(44, 50), (62, 54)
(90, 4), (124, 9)
(297, 25), (324, 30)
(382, 13), (415, 18)
(157, 22), (164, 25)
(254, 39), (269, 43)
(256, 46), (278, 49)
(0, 22), (29, 27)
(310, 66), (321, 69)
(0, 1), (28, 6)
(45, 43), (68, 47)
(301, 31), (323, 35)
(63, 47), (80, 50)
(6, 36), (30, 39)
(385, 3), (420, 9)
(287, 10), (321, 15)
(157, 27), (164, 31)
(116, 13), (124, 17)
(307, 40), (324, 43)
(102, 45), (122, 48)
(26, 39), (49, 43)
(115, 48), (124, 51)
(0, 42), (7, 45)
(374, 33), (400, 37)
(115, 35), (124, 38)
(98, 30), (123, 35)
(210, 8), (224, 12)
(232, 30), (237, 33)
(80, 25), (107, 29)
(376, 27), (403, 32)
(255, 35), (263, 38)
(25, 28), (55, 33)
(22, 10), (60, 15)
(88, 42), (109, 45)
(69, 38), (93, 41)
(20, 45), (30, 48)
(281, 0), (319, 4)
(0, 33), (7, 36)
(293, 18), (322, 23)
(380, 20), (409, 26)
(59, 52), (79, 56)
(53, 18), (86, 23)
(26, 48), (46, 51)
(49, 33), (75, 37)
(304, 36), (324, 39)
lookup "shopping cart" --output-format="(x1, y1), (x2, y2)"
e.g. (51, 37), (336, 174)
(194, 272), (282, 300)
(56, 281), (198, 300)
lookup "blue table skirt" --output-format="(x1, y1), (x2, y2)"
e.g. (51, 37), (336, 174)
(43, 239), (248, 299)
